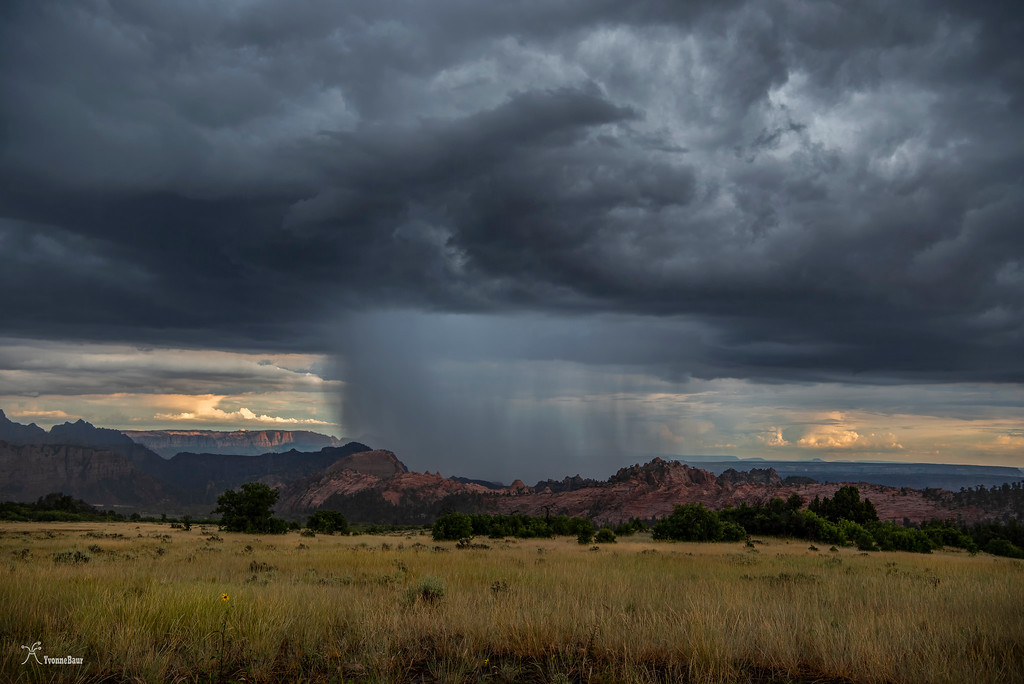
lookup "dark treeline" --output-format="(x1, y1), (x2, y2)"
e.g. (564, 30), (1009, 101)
(0, 493), (124, 522)
(650, 486), (1023, 558)
(432, 512), (596, 541)
(924, 480), (1024, 520)
(0, 492), (217, 525)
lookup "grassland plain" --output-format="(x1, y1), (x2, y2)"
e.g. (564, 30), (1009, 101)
(1, 522), (1022, 683)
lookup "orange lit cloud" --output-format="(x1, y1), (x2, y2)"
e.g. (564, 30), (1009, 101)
(154, 396), (330, 426)
(758, 427), (789, 447)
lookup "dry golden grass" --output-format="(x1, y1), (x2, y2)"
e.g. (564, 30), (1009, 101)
(1, 521), (1022, 683)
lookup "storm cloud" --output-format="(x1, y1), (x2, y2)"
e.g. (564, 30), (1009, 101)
(2, 1), (1023, 476)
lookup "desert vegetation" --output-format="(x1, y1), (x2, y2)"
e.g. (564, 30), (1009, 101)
(653, 490), (1024, 558)
(2, 519), (1023, 683)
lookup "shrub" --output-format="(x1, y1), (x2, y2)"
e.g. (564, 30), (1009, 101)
(576, 520), (595, 545)
(307, 510), (349, 535)
(652, 504), (724, 541)
(595, 528), (616, 543)
(52, 550), (91, 565)
(405, 576), (446, 606)
(984, 538), (1024, 559)
(432, 512), (474, 541)
(870, 522), (934, 553)
(855, 531), (877, 552)
(721, 521), (746, 542)
(614, 518), (647, 536)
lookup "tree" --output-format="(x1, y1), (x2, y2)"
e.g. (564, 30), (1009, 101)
(215, 482), (288, 534)
(808, 486), (878, 525)
(306, 510), (349, 535)
(432, 512), (474, 541)
(576, 519), (596, 545)
(652, 504), (724, 541)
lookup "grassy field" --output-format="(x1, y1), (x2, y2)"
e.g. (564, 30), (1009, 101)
(1, 521), (1022, 683)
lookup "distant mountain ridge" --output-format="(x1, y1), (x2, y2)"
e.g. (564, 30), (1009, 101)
(0, 410), (372, 512)
(123, 429), (345, 457)
(0, 409), (1021, 524)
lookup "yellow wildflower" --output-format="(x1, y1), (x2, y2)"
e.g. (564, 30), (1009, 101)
(221, 593), (229, 602)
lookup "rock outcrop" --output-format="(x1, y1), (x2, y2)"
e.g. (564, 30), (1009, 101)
(279, 453), (973, 526)
(280, 449), (469, 509)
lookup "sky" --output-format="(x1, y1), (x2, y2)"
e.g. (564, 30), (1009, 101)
(1, 0), (1022, 483)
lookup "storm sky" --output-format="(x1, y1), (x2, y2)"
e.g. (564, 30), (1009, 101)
(1, 1), (1022, 482)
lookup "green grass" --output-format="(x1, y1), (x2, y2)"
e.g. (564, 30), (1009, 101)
(2, 521), (1023, 682)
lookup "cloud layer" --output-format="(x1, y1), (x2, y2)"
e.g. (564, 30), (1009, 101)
(2, 0), (1021, 384)
(2, 2), (1022, 476)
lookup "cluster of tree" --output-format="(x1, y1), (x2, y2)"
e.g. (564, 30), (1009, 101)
(0, 493), (123, 522)
(652, 503), (746, 542)
(432, 512), (595, 541)
(916, 519), (1024, 558)
(650, 487), (1024, 558)
(808, 486), (878, 524)
(923, 481), (1024, 520)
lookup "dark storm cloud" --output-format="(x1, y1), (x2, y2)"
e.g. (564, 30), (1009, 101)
(2, 0), (1022, 382)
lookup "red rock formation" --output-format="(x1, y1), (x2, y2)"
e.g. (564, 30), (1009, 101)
(272, 448), (981, 526)
(278, 449), (494, 513)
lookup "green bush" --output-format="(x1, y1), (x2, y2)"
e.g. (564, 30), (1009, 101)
(595, 528), (616, 543)
(869, 522), (934, 553)
(721, 521), (746, 542)
(52, 549), (90, 565)
(854, 531), (877, 552)
(307, 510), (349, 535)
(613, 518), (647, 536)
(405, 576), (446, 606)
(576, 520), (595, 545)
(984, 538), (1024, 559)
(432, 512), (474, 541)
(652, 504), (724, 541)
